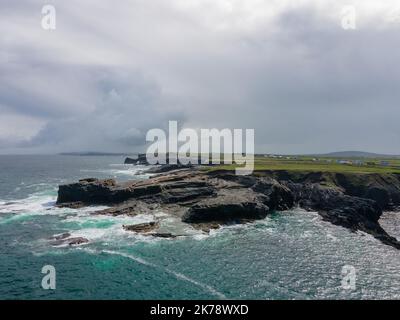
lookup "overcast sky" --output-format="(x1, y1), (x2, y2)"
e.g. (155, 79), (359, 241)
(1, 0), (400, 154)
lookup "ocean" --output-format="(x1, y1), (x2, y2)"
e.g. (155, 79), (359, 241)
(0, 155), (399, 299)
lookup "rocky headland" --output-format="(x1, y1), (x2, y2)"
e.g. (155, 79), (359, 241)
(56, 167), (400, 249)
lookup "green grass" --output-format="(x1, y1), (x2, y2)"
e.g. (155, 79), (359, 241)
(207, 156), (400, 174)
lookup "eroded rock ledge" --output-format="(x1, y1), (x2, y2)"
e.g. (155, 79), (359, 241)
(56, 169), (400, 249)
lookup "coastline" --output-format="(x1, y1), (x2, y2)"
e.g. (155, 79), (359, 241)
(56, 166), (400, 249)
(1, 155), (400, 299)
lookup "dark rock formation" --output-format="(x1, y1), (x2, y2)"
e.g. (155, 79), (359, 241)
(56, 178), (162, 206)
(124, 153), (220, 169)
(256, 170), (400, 210)
(49, 234), (89, 246)
(123, 221), (159, 233)
(149, 233), (179, 238)
(57, 178), (117, 204)
(57, 169), (400, 249)
(124, 154), (149, 165)
(182, 189), (269, 223)
(124, 157), (137, 164)
(251, 177), (294, 211)
(66, 237), (90, 246)
(146, 164), (194, 174)
(49, 232), (71, 241)
(284, 182), (399, 248)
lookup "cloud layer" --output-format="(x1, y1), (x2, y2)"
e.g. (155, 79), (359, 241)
(1, 0), (400, 154)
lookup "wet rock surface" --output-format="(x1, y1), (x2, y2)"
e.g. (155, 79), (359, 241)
(124, 154), (149, 165)
(57, 168), (400, 249)
(148, 232), (180, 238)
(123, 221), (159, 233)
(49, 233), (89, 246)
(182, 189), (269, 223)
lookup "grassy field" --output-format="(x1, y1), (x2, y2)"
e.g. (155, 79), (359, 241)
(210, 155), (400, 174)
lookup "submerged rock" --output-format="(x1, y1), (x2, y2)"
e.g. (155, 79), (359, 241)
(4, 202), (17, 206)
(49, 232), (71, 241)
(123, 221), (159, 233)
(67, 237), (89, 246)
(192, 222), (221, 233)
(50, 235), (89, 246)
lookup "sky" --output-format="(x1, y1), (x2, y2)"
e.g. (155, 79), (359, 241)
(1, 0), (400, 154)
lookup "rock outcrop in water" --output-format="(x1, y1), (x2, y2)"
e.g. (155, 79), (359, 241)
(124, 154), (149, 165)
(123, 221), (159, 232)
(124, 153), (217, 171)
(49, 233), (89, 246)
(56, 168), (400, 249)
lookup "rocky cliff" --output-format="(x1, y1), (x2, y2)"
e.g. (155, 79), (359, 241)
(56, 169), (400, 249)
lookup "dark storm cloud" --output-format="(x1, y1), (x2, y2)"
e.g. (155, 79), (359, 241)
(25, 68), (187, 152)
(1, 0), (400, 154)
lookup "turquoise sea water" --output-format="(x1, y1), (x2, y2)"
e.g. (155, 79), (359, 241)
(0, 155), (399, 299)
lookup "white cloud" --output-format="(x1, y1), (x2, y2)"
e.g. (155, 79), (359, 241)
(1, 0), (400, 154)
(0, 110), (44, 146)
